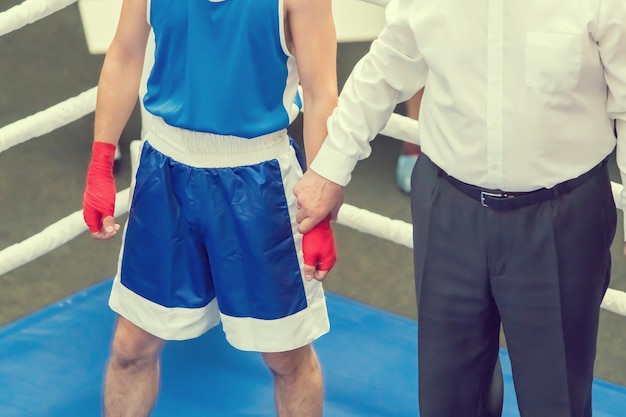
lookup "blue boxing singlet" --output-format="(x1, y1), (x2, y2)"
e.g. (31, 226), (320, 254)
(143, 0), (300, 138)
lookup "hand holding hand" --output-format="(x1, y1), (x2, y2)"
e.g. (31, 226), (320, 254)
(302, 216), (336, 281)
(294, 169), (345, 233)
(83, 141), (120, 239)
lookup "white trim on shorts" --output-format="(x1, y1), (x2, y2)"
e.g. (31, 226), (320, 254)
(109, 275), (221, 340)
(222, 296), (329, 352)
(145, 113), (290, 168)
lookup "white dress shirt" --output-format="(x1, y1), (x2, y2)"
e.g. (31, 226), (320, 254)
(312, 0), (626, 205)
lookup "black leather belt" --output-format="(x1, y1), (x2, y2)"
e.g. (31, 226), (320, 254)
(439, 158), (608, 211)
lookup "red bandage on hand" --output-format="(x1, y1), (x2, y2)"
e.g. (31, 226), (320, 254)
(83, 142), (117, 233)
(302, 216), (337, 272)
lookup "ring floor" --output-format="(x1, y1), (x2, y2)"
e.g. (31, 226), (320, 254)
(1, 278), (625, 417)
(1, 0), (625, 406)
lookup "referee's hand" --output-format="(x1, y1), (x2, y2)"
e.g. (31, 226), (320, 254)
(293, 169), (344, 234)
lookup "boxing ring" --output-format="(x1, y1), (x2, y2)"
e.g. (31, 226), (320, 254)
(1, 0), (626, 416)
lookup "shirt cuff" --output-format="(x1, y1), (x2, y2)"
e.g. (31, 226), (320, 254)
(309, 142), (359, 187)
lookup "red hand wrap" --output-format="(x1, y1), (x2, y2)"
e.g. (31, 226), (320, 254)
(83, 142), (117, 233)
(302, 216), (337, 272)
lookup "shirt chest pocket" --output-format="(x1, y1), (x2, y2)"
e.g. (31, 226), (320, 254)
(525, 33), (582, 94)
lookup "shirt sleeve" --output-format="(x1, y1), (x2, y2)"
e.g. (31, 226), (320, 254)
(310, 0), (428, 186)
(595, 0), (626, 239)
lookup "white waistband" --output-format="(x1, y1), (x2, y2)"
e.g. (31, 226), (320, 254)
(144, 114), (289, 168)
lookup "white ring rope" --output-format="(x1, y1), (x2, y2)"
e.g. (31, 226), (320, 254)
(1, 0), (626, 319)
(381, 113), (420, 144)
(358, 0), (391, 7)
(337, 204), (414, 249)
(0, 0), (77, 37)
(0, 87), (97, 154)
(0, 189), (130, 277)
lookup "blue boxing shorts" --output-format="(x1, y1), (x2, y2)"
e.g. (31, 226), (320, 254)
(109, 115), (329, 352)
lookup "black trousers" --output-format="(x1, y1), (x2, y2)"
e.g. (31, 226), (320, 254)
(410, 155), (616, 417)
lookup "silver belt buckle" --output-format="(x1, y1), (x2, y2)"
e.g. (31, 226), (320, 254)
(480, 191), (505, 207)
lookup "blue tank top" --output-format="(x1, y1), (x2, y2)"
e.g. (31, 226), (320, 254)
(144, 0), (300, 138)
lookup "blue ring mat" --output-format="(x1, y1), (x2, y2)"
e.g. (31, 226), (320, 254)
(0, 278), (624, 416)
